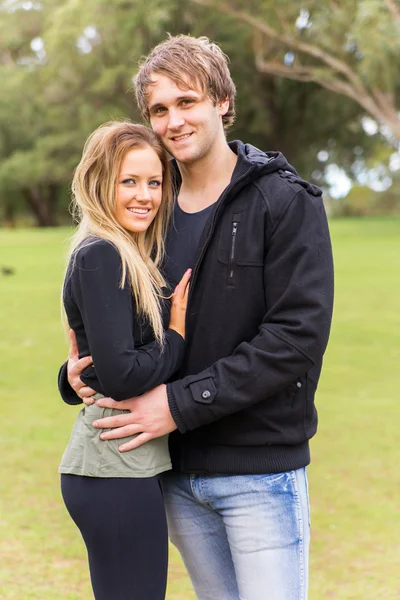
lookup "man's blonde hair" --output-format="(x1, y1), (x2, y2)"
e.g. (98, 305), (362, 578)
(66, 121), (172, 346)
(135, 35), (236, 129)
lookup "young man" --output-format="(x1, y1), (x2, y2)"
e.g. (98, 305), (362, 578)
(60, 35), (334, 600)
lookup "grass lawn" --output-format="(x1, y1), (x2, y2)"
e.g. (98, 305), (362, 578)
(0, 218), (399, 599)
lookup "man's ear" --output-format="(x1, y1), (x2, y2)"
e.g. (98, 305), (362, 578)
(218, 97), (230, 116)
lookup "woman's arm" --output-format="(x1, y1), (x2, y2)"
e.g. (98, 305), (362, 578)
(69, 240), (185, 401)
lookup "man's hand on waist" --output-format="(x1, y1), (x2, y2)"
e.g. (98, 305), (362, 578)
(93, 384), (177, 452)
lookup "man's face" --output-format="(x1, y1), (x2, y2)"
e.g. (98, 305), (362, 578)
(147, 73), (229, 165)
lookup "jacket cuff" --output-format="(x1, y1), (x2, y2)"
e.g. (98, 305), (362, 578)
(58, 361), (83, 406)
(166, 383), (187, 433)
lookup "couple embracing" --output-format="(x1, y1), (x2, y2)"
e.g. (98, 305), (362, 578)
(58, 34), (334, 600)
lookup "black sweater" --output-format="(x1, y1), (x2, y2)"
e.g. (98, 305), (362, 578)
(62, 239), (185, 402)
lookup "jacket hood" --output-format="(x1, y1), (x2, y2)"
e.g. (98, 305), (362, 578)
(232, 140), (323, 197)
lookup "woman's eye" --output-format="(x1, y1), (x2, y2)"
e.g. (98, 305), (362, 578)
(181, 99), (193, 106)
(122, 178), (135, 185)
(149, 180), (162, 187)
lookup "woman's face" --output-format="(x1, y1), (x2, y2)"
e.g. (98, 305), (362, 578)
(115, 145), (163, 234)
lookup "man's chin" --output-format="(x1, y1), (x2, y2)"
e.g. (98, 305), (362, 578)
(162, 140), (193, 162)
(167, 147), (199, 165)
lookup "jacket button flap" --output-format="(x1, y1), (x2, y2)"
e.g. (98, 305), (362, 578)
(189, 377), (216, 404)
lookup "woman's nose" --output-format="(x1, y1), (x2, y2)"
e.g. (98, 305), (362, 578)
(135, 184), (151, 201)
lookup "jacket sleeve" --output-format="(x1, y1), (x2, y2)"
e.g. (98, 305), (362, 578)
(62, 241), (185, 402)
(167, 188), (334, 432)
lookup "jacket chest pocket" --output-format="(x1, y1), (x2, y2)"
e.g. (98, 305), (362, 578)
(218, 212), (264, 285)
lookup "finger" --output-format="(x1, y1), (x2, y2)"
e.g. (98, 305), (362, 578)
(70, 355), (93, 375)
(78, 386), (97, 399)
(93, 412), (136, 429)
(119, 433), (153, 452)
(175, 269), (192, 299)
(180, 267), (192, 284)
(182, 281), (190, 301)
(82, 396), (95, 406)
(179, 268), (192, 288)
(68, 329), (79, 361)
(95, 397), (126, 410)
(100, 424), (143, 440)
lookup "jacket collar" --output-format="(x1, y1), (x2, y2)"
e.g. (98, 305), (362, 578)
(170, 140), (322, 198)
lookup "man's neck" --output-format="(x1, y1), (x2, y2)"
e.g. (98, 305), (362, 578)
(177, 139), (238, 214)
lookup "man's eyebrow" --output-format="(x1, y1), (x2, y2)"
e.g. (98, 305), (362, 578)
(148, 102), (165, 113)
(149, 94), (199, 113)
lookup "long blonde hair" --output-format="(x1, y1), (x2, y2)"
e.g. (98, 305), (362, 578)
(66, 121), (172, 345)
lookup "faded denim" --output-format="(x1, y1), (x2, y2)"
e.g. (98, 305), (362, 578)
(160, 468), (310, 600)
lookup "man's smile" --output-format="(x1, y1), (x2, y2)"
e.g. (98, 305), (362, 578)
(170, 133), (193, 142)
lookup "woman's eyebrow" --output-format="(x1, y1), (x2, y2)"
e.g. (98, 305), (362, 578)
(120, 173), (162, 178)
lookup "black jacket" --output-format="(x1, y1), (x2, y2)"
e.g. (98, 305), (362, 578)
(165, 141), (334, 474)
(59, 141), (334, 475)
(61, 239), (185, 401)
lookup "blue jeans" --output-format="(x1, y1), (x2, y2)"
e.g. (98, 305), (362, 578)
(160, 468), (310, 600)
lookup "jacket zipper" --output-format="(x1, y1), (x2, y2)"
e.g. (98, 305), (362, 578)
(184, 167), (254, 332)
(177, 165), (254, 472)
(228, 221), (239, 283)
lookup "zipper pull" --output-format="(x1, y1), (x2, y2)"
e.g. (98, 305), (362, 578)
(229, 221), (239, 280)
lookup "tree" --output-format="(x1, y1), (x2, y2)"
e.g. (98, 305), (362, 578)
(184, 2), (381, 180)
(0, 0), (395, 225)
(192, 0), (400, 142)
(0, 0), (174, 226)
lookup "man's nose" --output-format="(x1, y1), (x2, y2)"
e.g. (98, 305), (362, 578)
(167, 109), (185, 130)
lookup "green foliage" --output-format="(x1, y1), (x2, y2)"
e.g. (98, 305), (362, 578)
(352, 0), (400, 89)
(333, 179), (400, 217)
(193, 0), (400, 139)
(0, 0), (398, 225)
(0, 0), (173, 225)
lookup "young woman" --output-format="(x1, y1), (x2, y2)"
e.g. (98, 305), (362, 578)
(59, 121), (190, 600)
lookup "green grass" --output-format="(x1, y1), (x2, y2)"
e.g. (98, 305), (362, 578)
(0, 219), (399, 599)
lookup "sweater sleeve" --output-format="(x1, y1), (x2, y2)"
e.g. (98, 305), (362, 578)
(58, 361), (83, 405)
(64, 240), (185, 402)
(166, 188), (334, 432)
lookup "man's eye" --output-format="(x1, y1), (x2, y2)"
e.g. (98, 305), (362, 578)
(181, 99), (194, 106)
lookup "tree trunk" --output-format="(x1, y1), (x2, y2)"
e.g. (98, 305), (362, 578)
(22, 184), (59, 227)
(3, 201), (16, 228)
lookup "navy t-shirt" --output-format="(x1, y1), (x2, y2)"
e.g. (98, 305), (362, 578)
(163, 201), (215, 289)
(163, 157), (245, 288)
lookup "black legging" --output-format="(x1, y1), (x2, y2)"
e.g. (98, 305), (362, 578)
(61, 474), (168, 600)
